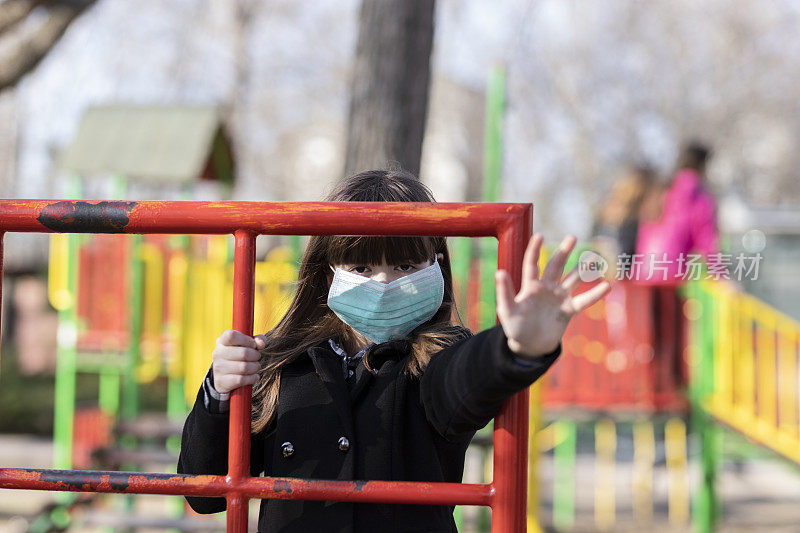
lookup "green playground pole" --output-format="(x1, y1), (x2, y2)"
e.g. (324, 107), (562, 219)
(483, 66), (504, 205)
(98, 176), (130, 419)
(53, 175), (82, 472)
(98, 369), (120, 415)
(553, 420), (577, 530)
(450, 237), (471, 320)
(475, 65), (507, 531)
(480, 65), (505, 330)
(688, 282), (720, 533)
(166, 236), (189, 532)
(289, 235), (303, 267)
(121, 234), (143, 419)
(167, 194), (194, 427)
(114, 177), (142, 526)
(167, 380), (186, 424)
(52, 175), (81, 516)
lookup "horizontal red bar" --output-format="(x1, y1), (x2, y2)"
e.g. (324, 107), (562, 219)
(0, 468), (495, 507)
(0, 200), (530, 237)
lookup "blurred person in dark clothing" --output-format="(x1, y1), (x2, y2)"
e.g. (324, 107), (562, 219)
(592, 164), (658, 275)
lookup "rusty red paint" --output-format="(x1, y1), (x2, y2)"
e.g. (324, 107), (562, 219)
(37, 201), (137, 233)
(227, 230), (257, 531)
(273, 479), (292, 494)
(0, 200), (530, 237)
(0, 468), (494, 506)
(493, 221), (533, 532)
(0, 200), (532, 533)
(0, 468), (227, 496)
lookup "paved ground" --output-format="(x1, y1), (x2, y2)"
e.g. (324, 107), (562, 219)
(2, 434), (799, 532)
(534, 452), (800, 532)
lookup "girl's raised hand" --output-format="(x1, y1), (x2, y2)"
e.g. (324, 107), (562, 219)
(211, 329), (266, 395)
(495, 233), (611, 359)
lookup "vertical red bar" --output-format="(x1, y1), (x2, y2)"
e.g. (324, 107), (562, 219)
(227, 230), (257, 533)
(492, 212), (532, 533)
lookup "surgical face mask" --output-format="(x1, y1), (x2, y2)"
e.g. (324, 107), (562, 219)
(327, 259), (445, 344)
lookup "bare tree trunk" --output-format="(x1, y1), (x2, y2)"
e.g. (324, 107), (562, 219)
(0, 0), (97, 92)
(344, 0), (435, 177)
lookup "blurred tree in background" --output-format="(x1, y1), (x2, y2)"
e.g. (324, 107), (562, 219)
(344, 0), (434, 176)
(0, 0), (98, 91)
(2, 0), (800, 255)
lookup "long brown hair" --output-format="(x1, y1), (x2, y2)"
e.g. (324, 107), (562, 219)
(599, 165), (656, 227)
(251, 169), (466, 433)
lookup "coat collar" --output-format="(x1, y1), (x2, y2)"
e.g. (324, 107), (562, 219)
(306, 339), (411, 405)
(346, 339), (410, 403)
(307, 344), (354, 437)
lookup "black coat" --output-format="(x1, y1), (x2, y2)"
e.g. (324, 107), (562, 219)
(177, 325), (560, 533)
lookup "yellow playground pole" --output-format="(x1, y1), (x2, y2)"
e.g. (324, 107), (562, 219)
(665, 417), (689, 526)
(594, 418), (616, 530)
(137, 241), (164, 383)
(632, 419), (654, 524)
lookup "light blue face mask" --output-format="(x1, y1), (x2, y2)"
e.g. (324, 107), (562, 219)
(327, 259), (445, 344)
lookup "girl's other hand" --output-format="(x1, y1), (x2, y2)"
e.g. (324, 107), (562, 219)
(495, 233), (611, 359)
(211, 329), (266, 394)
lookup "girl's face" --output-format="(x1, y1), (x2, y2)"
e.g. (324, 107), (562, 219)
(330, 253), (443, 285)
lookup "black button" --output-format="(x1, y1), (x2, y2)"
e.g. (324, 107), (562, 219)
(338, 437), (350, 452)
(281, 442), (294, 458)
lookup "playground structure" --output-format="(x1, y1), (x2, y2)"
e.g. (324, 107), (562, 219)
(25, 106), (241, 529)
(1, 74), (799, 533)
(48, 231), (296, 467)
(535, 278), (692, 531)
(0, 201), (799, 531)
(683, 278), (800, 531)
(687, 279), (800, 466)
(522, 274), (800, 532)
(41, 226), (296, 530)
(0, 199), (537, 533)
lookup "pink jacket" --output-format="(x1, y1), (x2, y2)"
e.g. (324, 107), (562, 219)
(635, 169), (719, 282)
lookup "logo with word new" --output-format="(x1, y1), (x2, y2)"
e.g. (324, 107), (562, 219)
(578, 251), (609, 282)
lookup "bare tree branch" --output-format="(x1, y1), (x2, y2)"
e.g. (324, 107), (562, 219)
(0, 0), (46, 34)
(0, 0), (97, 91)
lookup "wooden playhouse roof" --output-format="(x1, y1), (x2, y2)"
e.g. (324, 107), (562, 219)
(58, 105), (227, 183)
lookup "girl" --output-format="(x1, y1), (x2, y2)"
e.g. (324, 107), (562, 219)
(178, 169), (610, 532)
(636, 142), (719, 282)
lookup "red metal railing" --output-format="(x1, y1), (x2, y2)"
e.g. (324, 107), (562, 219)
(0, 199), (532, 532)
(543, 281), (688, 412)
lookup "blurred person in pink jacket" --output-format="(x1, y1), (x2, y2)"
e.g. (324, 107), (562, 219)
(635, 142), (719, 283)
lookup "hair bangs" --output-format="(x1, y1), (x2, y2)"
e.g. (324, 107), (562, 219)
(327, 235), (436, 266)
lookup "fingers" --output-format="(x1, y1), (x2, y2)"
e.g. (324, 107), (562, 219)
(214, 344), (262, 363)
(212, 351), (261, 394)
(522, 233), (544, 284)
(495, 270), (516, 319)
(570, 281), (612, 313)
(542, 235), (576, 283)
(218, 329), (261, 349)
(213, 330), (265, 394)
(213, 358), (262, 375)
(560, 267), (580, 293)
(254, 334), (267, 350)
(212, 368), (260, 394)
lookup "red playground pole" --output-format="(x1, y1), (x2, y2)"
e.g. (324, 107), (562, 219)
(0, 200), (533, 532)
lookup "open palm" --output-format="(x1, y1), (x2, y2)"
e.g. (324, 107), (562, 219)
(495, 233), (611, 359)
